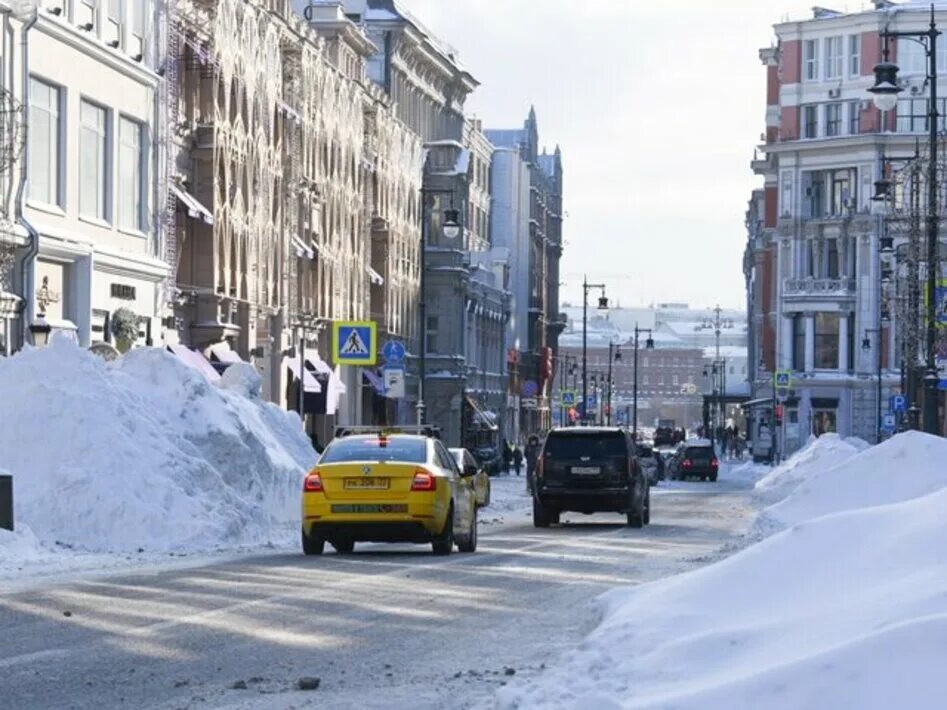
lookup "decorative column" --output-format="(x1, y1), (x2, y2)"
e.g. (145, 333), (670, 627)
(782, 315), (794, 370)
(804, 312), (816, 372)
(838, 312), (849, 373)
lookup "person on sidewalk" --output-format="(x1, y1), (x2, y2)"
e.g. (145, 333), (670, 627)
(501, 439), (513, 474)
(525, 435), (541, 494)
(512, 445), (523, 476)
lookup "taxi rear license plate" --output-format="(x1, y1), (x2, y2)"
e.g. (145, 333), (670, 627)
(344, 477), (390, 490)
(571, 466), (601, 474)
(331, 504), (407, 514)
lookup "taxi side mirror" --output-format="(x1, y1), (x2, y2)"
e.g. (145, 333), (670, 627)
(463, 465), (478, 477)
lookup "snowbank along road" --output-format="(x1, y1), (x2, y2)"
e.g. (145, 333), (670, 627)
(0, 471), (758, 710)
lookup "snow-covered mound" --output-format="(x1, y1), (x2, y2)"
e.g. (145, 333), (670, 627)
(754, 433), (861, 502)
(0, 337), (316, 555)
(497, 433), (947, 709)
(763, 431), (947, 529)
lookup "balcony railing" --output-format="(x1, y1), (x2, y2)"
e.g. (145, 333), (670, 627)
(784, 277), (856, 296)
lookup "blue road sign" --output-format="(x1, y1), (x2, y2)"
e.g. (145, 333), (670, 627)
(890, 394), (907, 413)
(561, 390), (576, 407)
(332, 321), (377, 365)
(774, 371), (791, 388)
(882, 413), (897, 432)
(586, 393), (598, 409)
(521, 379), (539, 397)
(383, 339), (406, 364)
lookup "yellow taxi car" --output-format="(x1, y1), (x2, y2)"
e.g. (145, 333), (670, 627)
(301, 428), (478, 556)
(449, 448), (491, 507)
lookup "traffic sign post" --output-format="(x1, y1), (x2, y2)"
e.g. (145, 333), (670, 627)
(382, 366), (405, 398)
(383, 340), (405, 365)
(774, 370), (792, 389)
(890, 394), (907, 413)
(332, 321), (377, 366)
(882, 413), (897, 433)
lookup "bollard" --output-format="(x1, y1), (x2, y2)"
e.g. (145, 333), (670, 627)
(0, 474), (12, 531)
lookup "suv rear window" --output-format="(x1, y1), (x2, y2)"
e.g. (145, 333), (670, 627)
(684, 446), (714, 461)
(320, 437), (427, 464)
(543, 432), (628, 460)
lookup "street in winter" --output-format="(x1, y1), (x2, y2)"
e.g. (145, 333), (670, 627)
(3, 1), (947, 709)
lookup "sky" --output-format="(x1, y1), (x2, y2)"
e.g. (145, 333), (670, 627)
(398, 0), (832, 311)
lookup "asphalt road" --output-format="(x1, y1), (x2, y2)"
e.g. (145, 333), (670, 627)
(0, 473), (759, 710)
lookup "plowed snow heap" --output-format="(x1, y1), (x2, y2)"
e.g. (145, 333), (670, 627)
(0, 336), (316, 553)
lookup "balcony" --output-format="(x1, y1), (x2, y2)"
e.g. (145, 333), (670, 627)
(783, 277), (857, 304)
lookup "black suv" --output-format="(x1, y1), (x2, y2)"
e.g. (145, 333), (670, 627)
(670, 439), (719, 482)
(532, 427), (650, 528)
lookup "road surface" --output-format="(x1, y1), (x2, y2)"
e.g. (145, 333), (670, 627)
(0, 471), (760, 710)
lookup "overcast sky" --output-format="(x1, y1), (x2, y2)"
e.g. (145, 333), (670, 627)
(398, 0), (831, 311)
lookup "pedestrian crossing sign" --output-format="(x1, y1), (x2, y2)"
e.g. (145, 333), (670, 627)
(332, 321), (377, 365)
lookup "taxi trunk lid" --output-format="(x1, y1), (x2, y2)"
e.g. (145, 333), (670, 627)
(315, 461), (426, 500)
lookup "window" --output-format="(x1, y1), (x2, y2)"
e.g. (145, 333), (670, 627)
(118, 117), (144, 231)
(321, 436), (427, 464)
(896, 98), (947, 132)
(426, 315), (438, 353)
(825, 36), (843, 79)
(827, 239), (839, 278)
(130, 0), (146, 37)
(803, 105), (818, 138)
(28, 78), (61, 205)
(106, 0), (122, 47)
(803, 171), (825, 218)
(814, 313), (840, 369)
(829, 168), (855, 215)
(804, 39), (819, 81)
(826, 102), (842, 137)
(672, 374), (679, 386)
(643, 374), (650, 385)
(80, 101), (109, 220)
(898, 37), (947, 74)
(849, 35), (860, 76)
(848, 100), (861, 134)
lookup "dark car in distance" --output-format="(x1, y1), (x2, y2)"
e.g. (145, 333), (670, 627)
(670, 439), (719, 482)
(532, 427), (650, 528)
(472, 446), (502, 475)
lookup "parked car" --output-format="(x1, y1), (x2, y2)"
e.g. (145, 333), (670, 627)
(669, 439), (719, 482)
(301, 429), (479, 555)
(532, 427), (650, 528)
(637, 443), (661, 486)
(450, 447), (491, 507)
(472, 446), (503, 475)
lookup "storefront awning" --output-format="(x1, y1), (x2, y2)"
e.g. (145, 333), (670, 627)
(362, 368), (386, 395)
(171, 184), (214, 226)
(465, 396), (499, 431)
(284, 356), (322, 393)
(740, 397), (773, 410)
(167, 343), (221, 383)
(305, 353), (345, 416)
(209, 342), (243, 364)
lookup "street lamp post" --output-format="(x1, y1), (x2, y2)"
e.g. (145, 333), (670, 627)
(582, 276), (608, 426)
(632, 324), (654, 439)
(863, 328), (885, 441)
(607, 341), (622, 426)
(869, 9), (942, 435)
(418, 189), (461, 425)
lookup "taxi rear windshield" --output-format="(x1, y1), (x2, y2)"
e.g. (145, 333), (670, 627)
(320, 437), (427, 464)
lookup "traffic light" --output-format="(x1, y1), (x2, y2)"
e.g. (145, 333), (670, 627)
(775, 404), (784, 425)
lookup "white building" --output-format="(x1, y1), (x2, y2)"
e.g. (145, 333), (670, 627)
(9, 0), (167, 351)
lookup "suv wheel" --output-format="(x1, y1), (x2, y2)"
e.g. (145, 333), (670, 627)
(432, 507), (454, 555)
(627, 485), (646, 528)
(643, 486), (651, 525)
(533, 497), (552, 528)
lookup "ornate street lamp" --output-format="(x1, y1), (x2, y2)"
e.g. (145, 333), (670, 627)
(441, 208), (461, 240)
(29, 315), (51, 347)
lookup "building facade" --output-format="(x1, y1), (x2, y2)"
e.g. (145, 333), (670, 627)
(487, 108), (564, 440)
(6, 0), (166, 355)
(752, 1), (947, 454)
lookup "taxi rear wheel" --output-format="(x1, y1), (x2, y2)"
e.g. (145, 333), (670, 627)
(301, 529), (325, 556)
(432, 507), (454, 556)
(457, 507), (478, 553)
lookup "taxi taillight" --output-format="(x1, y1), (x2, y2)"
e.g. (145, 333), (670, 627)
(303, 472), (324, 492)
(410, 470), (437, 491)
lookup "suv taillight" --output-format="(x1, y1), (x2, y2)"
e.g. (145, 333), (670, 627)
(411, 470), (437, 491)
(303, 472), (323, 492)
(711, 458), (719, 469)
(682, 460), (693, 469)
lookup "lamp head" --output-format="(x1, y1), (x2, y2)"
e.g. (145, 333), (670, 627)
(867, 61), (902, 112)
(441, 209), (461, 240)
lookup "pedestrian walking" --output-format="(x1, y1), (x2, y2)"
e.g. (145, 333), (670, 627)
(501, 439), (513, 474)
(512, 445), (523, 476)
(525, 435), (541, 494)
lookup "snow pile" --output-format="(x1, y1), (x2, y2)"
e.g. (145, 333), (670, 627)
(753, 433), (861, 503)
(498, 433), (947, 709)
(0, 337), (316, 556)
